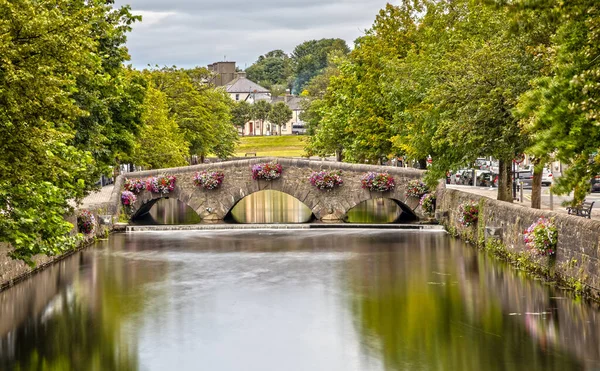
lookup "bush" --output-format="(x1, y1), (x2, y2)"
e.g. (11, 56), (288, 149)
(361, 172), (395, 192)
(251, 162), (283, 181)
(405, 179), (429, 198)
(524, 217), (557, 256)
(146, 175), (176, 194)
(77, 210), (96, 235)
(420, 193), (436, 216)
(194, 171), (225, 190)
(458, 201), (479, 227)
(309, 170), (343, 191)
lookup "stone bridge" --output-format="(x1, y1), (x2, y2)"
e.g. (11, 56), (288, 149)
(110, 157), (427, 222)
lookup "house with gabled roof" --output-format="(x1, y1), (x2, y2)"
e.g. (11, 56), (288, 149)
(225, 72), (271, 104)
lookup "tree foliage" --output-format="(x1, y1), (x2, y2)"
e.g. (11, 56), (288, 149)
(268, 102), (293, 135)
(0, 0), (139, 264)
(132, 86), (189, 169)
(147, 67), (238, 160)
(291, 38), (350, 94)
(245, 49), (293, 91)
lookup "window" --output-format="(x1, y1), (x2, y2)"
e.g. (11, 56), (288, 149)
(235, 94), (240, 101)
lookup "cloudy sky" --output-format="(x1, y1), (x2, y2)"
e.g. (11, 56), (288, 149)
(113, 0), (391, 70)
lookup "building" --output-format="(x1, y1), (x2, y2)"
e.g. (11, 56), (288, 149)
(208, 61), (307, 136)
(225, 72), (271, 104)
(208, 61), (236, 87)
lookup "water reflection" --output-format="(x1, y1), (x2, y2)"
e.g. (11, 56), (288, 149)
(230, 190), (313, 223)
(346, 198), (403, 223)
(1, 231), (600, 370)
(132, 198), (201, 225)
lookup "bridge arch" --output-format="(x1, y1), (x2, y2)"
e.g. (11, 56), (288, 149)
(225, 189), (315, 223)
(112, 158), (428, 223)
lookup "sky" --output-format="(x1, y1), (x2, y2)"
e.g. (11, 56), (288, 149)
(112, 0), (391, 70)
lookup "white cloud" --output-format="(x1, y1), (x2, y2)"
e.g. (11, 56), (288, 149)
(114, 0), (391, 69)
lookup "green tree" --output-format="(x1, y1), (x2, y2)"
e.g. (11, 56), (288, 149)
(0, 0), (117, 264)
(71, 0), (144, 184)
(149, 67), (237, 160)
(252, 100), (272, 136)
(231, 101), (252, 136)
(132, 87), (189, 169)
(268, 102), (293, 135)
(245, 49), (293, 90)
(291, 38), (350, 93)
(514, 0), (600, 204)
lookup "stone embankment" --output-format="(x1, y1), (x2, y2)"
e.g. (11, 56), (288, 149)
(437, 185), (600, 299)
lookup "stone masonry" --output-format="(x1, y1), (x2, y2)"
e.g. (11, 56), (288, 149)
(112, 157), (427, 222)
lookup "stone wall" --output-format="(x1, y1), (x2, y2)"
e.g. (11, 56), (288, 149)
(115, 157), (427, 221)
(437, 186), (600, 298)
(0, 208), (109, 290)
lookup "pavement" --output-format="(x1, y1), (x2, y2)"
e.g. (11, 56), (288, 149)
(79, 185), (114, 209)
(447, 184), (600, 220)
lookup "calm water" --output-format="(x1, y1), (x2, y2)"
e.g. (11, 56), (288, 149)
(136, 192), (408, 224)
(1, 230), (600, 370)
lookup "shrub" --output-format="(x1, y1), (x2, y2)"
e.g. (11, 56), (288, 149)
(146, 175), (176, 194)
(524, 217), (558, 256)
(309, 170), (343, 191)
(420, 193), (436, 216)
(458, 201), (479, 227)
(361, 172), (395, 192)
(77, 210), (96, 235)
(123, 178), (145, 194)
(405, 179), (429, 198)
(121, 191), (137, 206)
(252, 162), (283, 181)
(194, 171), (225, 190)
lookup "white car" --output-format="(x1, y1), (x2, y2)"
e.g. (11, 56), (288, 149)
(542, 169), (553, 186)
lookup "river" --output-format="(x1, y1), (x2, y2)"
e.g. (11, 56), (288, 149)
(1, 229), (600, 370)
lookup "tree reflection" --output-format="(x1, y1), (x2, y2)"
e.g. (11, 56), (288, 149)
(346, 238), (585, 370)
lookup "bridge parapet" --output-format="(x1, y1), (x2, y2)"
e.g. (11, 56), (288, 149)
(111, 157), (428, 222)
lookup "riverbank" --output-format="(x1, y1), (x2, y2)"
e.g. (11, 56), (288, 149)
(437, 185), (600, 301)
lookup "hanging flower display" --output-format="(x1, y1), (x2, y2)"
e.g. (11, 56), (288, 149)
(523, 217), (558, 256)
(405, 179), (429, 198)
(124, 178), (146, 194)
(308, 170), (343, 191)
(361, 172), (395, 192)
(77, 210), (96, 235)
(420, 193), (436, 216)
(194, 171), (225, 190)
(121, 191), (137, 206)
(146, 175), (176, 194)
(458, 201), (479, 227)
(251, 162), (283, 181)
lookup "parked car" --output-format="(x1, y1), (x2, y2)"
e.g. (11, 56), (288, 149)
(592, 175), (600, 192)
(515, 170), (533, 189)
(542, 169), (553, 186)
(476, 171), (497, 187)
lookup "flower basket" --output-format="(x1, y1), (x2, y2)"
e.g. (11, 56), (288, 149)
(420, 193), (436, 216)
(405, 180), (429, 198)
(194, 171), (225, 190)
(458, 201), (479, 227)
(524, 217), (557, 256)
(252, 162), (282, 181)
(146, 175), (176, 194)
(123, 178), (146, 194)
(309, 170), (343, 191)
(361, 172), (395, 192)
(77, 210), (96, 235)
(121, 191), (137, 206)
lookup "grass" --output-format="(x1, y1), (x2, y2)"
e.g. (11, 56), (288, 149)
(234, 135), (308, 157)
